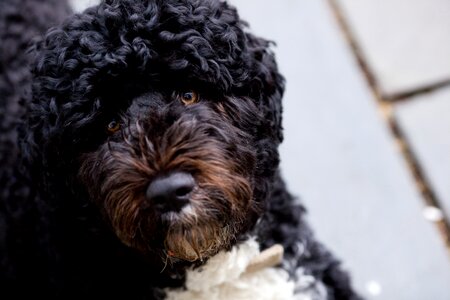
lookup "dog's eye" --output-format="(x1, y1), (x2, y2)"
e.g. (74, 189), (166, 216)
(178, 91), (199, 105)
(106, 119), (121, 133)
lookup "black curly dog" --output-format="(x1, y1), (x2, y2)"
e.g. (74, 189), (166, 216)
(0, 0), (361, 298)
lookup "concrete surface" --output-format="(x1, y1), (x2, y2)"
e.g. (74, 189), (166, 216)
(229, 0), (450, 299)
(395, 87), (450, 219)
(336, 0), (450, 98)
(69, 0), (99, 13)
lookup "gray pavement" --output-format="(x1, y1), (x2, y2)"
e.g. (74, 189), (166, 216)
(69, 0), (99, 12)
(230, 0), (450, 299)
(336, 0), (450, 98)
(396, 87), (450, 219)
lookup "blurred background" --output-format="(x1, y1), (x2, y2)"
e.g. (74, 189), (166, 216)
(73, 0), (450, 299)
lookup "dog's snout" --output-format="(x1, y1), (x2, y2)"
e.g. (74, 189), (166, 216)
(146, 172), (195, 212)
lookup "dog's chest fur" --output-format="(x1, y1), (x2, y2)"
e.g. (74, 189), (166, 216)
(164, 238), (328, 300)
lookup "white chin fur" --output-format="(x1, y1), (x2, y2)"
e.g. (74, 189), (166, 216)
(161, 205), (197, 223)
(164, 237), (327, 300)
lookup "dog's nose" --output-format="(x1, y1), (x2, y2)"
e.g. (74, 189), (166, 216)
(146, 172), (195, 212)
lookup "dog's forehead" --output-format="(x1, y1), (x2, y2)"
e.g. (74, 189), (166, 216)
(29, 0), (284, 145)
(68, 0), (252, 104)
(127, 92), (164, 114)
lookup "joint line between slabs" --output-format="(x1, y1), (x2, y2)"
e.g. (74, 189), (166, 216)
(327, 0), (450, 254)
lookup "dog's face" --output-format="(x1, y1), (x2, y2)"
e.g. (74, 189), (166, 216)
(79, 91), (259, 262)
(26, 0), (284, 264)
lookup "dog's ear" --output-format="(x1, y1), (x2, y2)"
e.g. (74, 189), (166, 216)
(244, 33), (285, 143)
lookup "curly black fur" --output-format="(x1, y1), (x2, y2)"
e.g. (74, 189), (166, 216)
(0, 0), (361, 299)
(0, 0), (71, 294)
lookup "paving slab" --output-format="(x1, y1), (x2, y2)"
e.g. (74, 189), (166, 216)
(336, 0), (450, 98)
(395, 87), (450, 219)
(69, 0), (100, 13)
(229, 0), (450, 299)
